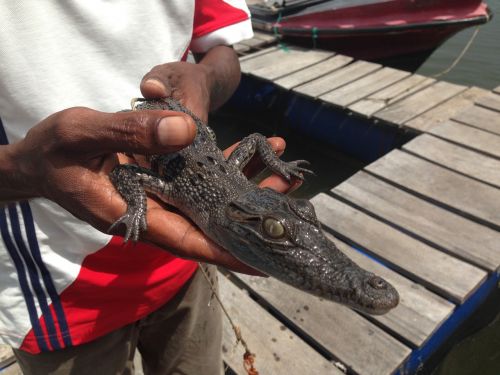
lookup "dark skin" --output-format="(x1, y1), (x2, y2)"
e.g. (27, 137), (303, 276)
(0, 45), (296, 275)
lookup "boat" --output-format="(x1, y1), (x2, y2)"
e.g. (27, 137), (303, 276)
(248, 0), (492, 70)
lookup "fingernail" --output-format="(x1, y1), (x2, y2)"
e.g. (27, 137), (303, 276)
(157, 116), (195, 146)
(144, 79), (167, 96)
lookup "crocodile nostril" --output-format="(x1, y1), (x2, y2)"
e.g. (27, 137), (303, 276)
(368, 276), (387, 290)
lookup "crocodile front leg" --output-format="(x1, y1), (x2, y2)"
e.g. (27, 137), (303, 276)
(109, 164), (171, 241)
(227, 133), (313, 182)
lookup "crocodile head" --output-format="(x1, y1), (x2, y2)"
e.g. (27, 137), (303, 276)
(220, 188), (399, 315)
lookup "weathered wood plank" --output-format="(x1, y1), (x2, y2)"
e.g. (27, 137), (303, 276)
(0, 345), (14, 370)
(252, 30), (278, 43)
(333, 171), (500, 272)
(293, 60), (381, 99)
(428, 120), (500, 159)
(238, 46), (278, 62)
(375, 81), (466, 125)
(476, 91), (500, 112)
(366, 149), (500, 229)
(0, 362), (21, 375)
(311, 194), (487, 303)
(452, 105), (500, 135)
(219, 274), (342, 375)
(333, 237), (454, 347)
(238, 36), (272, 48)
(274, 54), (353, 90)
(234, 43), (251, 54)
(403, 134), (500, 188)
(245, 48), (334, 81)
(349, 75), (435, 117)
(320, 68), (410, 108)
(405, 87), (489, 132)
(235, 273), (411, 375)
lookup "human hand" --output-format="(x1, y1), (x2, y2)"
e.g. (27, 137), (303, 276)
(8, 106), (196, 235)
(7, 106), (295, 275)
(140, 45), (241, 123)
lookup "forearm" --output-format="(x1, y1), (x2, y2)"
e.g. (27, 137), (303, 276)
(0, 142), (38, 202)
(195, 45), (241, 111)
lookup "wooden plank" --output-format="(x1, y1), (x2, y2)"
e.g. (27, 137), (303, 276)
(234, 43), (251, 54)
(349, 75), (435, 117)
(403, 134), (500, 188)
(493, 86), (500, 94)
(274, 54), (353, 90)
(374, 81), (466, 125)
(246, 48), (334, 81)
(293, 60), (381, 99)
(235, 274), (411, 375)
(452, 105), (500, 135)
(476, 91), (500, 113)
(405, 87), (489, 132)
(239, 36), (271, 49)
(238, 46), (278, 62)
(252, 30), (278, 43)
(219, 274), (342, 375)
(333, 171), (500, 272)
(311, 194), (487, 303)
(0, 346), (14, 369)
(333, 237), (454, 347)
(428, 120), (500, 159)
(320, 67), (410, 108)
(0, 362), (21, 375)
(366, 149), (500, 229)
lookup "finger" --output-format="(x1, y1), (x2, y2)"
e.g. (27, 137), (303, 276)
(144, 208), (265, 276)
(258, 174), (302, 194)
(140, 64), (172, 98)
(52, 107), (197, 155)
(223, 136), (287, 178)
(141, 78), (169, 99)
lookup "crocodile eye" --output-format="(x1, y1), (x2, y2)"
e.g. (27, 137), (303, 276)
(263, 218), (285, 239)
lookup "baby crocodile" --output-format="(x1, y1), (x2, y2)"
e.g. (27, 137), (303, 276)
(109, 98), (399, 315)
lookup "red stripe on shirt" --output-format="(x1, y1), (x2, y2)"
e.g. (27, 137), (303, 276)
(20, 236), (198, 353)
(193, 0), (249, 38)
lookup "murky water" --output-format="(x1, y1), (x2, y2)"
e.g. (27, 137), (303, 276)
(417, 0), (500, 89)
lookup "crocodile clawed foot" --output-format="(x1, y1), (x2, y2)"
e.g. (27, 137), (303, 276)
(108, 209), (147, 242)
(278, 159), (314, 182)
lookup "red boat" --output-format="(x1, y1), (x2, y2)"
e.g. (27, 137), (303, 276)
(248, 0), (492, 70)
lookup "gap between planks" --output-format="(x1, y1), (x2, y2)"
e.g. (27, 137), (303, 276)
(403, 134), (500, 189)
(311, 193), (487, 304)
(365, 149), (500, 231)
(332, 171), (500, 272)
(218, 273), (343, 375)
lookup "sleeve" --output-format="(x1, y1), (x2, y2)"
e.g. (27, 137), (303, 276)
(190, 0), (254, 53)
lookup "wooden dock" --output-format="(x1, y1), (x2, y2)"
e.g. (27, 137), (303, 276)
(221, 38), (500, 375)
(1, 35), (500, 375)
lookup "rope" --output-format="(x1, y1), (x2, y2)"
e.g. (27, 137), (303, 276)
(431, 26), (480, 79)
(312, 27), (318, 49)
(198, 264), (259, 375)
(273, 11), (290, 52)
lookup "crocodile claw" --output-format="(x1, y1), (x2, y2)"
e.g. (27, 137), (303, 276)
(108, 208), (147, 242)
(277, 159), (314, 182)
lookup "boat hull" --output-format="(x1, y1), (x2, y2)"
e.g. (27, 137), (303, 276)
(250, 0), (492, 69)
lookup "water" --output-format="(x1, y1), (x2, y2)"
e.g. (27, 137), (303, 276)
(417, 0), (500, 89)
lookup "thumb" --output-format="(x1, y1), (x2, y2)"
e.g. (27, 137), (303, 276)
(53, 107), (197, 155)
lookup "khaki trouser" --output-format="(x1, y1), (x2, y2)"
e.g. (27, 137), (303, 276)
(13, 265), (223, 375)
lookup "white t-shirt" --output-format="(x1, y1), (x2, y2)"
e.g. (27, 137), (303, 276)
(0, 0), (252, 353)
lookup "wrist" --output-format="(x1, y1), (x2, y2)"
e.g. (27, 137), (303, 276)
(0, 141), (40, 202)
